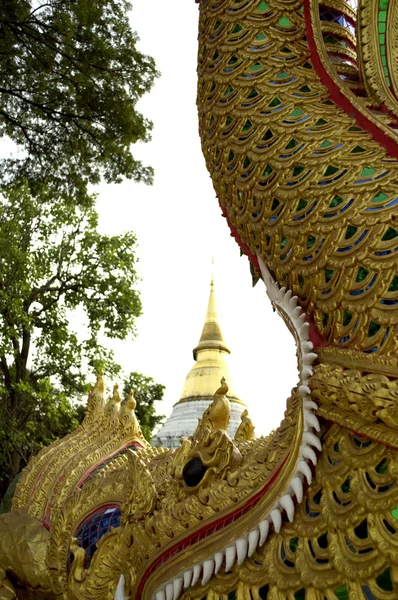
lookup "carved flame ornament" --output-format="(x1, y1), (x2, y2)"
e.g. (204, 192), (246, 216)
(1, 0), (398, 599)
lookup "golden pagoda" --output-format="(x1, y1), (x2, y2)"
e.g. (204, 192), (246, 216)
(153, 275), (246, 447)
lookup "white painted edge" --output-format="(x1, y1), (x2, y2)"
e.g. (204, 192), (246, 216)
(122, 258), (321, 600)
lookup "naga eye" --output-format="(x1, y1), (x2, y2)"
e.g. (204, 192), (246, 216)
(183, 457), (207, 487)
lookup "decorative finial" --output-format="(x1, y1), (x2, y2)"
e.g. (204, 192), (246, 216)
(82, 371), (106, 426)
(126, 390), (136, 410)
(195, 377), (231, 433)
(215, 376), (229, 396)
(235, 409), (255, 441)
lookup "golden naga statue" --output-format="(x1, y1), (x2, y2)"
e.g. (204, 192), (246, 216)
(1, 0), (398, 598)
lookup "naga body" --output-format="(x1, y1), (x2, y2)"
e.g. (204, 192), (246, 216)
(1, 0), (398, 599)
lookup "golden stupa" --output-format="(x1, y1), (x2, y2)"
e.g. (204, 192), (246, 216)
(153, 275), (246, 447)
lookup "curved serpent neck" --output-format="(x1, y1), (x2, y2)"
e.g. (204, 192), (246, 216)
(196, 0), (398, 358)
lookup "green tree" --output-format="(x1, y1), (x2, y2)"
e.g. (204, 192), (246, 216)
(122, 372), (165, 442)
(0, 0), (158, 204)
(0, 184), (143, 498)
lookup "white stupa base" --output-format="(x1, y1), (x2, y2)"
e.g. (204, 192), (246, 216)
(152, 398), (246, 448)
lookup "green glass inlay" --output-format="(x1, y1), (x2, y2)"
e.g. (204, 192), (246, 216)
(372, 192), (387, 202)
(391, 506), (398, 520)
(293, 165), (305, 176)
(382, 227), (398, 241)
(297, 199), (307, 211)
(379, 0), (388, 8)
(256, 32), (266, 40)
(361, 167), (377, 176)
(257, 0), (269, 11)
(376, 568), (393, 591)
(269, 97), (281, 107)
(341, 477), (351, 493)
(334, 584), (349, 600)
(278, 16), (292, 27)
(388, 275), (398, 292)
(276, 71), (289, 79)
(368, 321), (381, 337)
(379, 21), (386, 32)
(232, 24), (243, 33)
(321, 140), (332, 148)
(307, 235), (315, 249)
(325, 269), (334, 283)
(376, 458), (388, 474)
(262, 164), (273, 176)
(290, 108), (303, 117)
(345, 225), (357, 239)
(379, 10), (387, 21)
(290, 537), (299, 552)
(330, 195), (343, 207)
(250, 62), (262, 71)
(343, 312), (352, 326)
(356, 267), (369, 282)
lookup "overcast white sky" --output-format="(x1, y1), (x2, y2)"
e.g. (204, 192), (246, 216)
(94, 0), (298, 436)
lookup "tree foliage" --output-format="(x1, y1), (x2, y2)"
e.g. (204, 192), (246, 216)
(122, 372), (165, 442)
(0, 185), (143, 498)
(0, 0), (158, 203)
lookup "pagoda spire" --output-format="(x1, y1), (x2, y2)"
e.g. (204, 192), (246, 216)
(193, 274), (230, 360)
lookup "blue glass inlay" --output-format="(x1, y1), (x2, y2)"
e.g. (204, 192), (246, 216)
(70, 506), (121, 569)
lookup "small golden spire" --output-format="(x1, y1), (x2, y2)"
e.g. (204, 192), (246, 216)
(193, 273), (230, 359)
(198, 377), (231, 433)
(235, 409), (255, 441)
(104, 384), (122, 418)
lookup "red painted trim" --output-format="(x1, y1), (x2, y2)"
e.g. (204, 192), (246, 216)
(137, 451), (289, 598)
(42, 441), (143, 526)
(218, 200), (325, 348)
(304, 0), (398, 159)
(218, 199), (260, 272)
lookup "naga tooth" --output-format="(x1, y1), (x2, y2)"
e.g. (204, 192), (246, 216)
(305, 412), (320, 432)
(298, 460), (313, 484)
(173, 578), (182, 600)
(115, 575), (126, 600)
(183, 569), (193, 589)
(191, 564), (202, 587)
(214, 551), (223, 574)
(304, 431), (322, 451)
(301, 363), (314, 383)
(300, 322), (310, 339)
(302, 340), (313, 352)
(292, 306), (302, 318)
(236, 537), (248, 565)
(291, 476), (303, 503)
(225, 545), (236, 572)
(259, 519), (269, 545)
(303, 352), (318, 364)
(248, 528), (260, 557)
(299, 385), (311, 396)
(156, 591), (166, 600)
(270, 509), (282, 533)
(297, 313), (306, 327)
(166, 583), (174, 600)
(201, 559), (214, 585)
(304, 400), (318, 411)
(280, 494), (295, 522)
(303, 445), (317, 465)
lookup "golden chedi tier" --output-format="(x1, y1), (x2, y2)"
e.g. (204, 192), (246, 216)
(153, 276), (247, 448)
